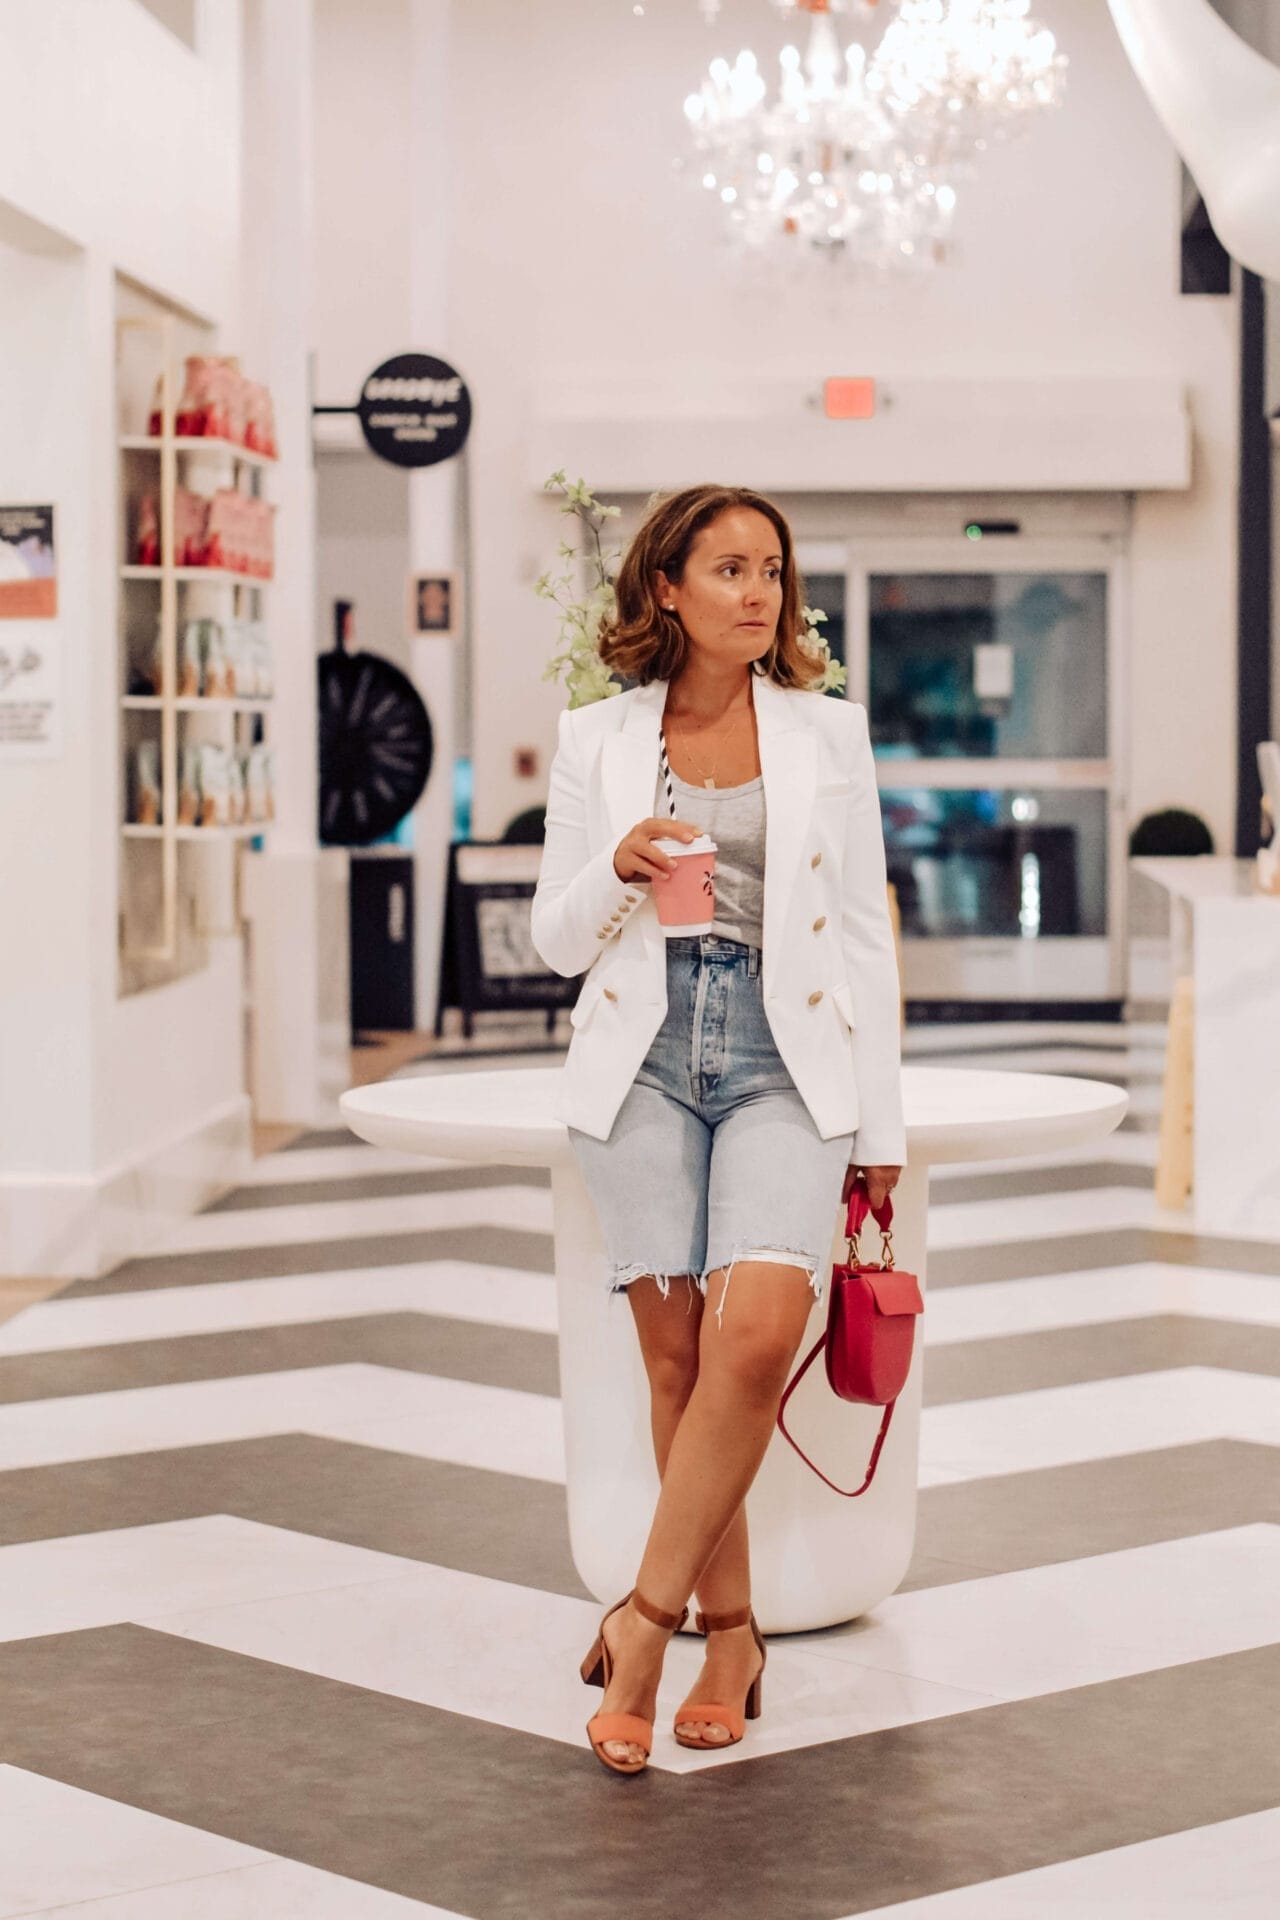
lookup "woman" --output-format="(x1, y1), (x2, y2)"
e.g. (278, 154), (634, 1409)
(530, 484), (905, 1775)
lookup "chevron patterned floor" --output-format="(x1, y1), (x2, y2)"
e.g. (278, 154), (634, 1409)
(2, 1021), (1278, 1918)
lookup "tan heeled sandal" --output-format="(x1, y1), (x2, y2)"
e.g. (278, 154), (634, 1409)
(672, 1604), (766, 1749)
(580, 1587), (690, 1775)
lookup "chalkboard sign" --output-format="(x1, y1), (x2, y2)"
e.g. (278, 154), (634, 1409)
(435, 840), (581, 1039)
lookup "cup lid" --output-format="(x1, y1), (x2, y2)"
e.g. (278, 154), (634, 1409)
(653, 833), (717, 856)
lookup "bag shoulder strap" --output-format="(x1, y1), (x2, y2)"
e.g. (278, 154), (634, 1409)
(776, 1329), (898, 1498)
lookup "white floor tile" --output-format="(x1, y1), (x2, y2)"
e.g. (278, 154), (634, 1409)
(159, 1185), (551, 1256)
(0, 1767), (458, 1919)
(0, 1261), (557, 1356)
(845, 1806), (1280, 1919)
(0, 1364), (562, 1478)
(239, 1145), (467, 1186)
(800, 1524), (1280, 1700)
(918, 1367), (1280, 1484)
(921, 1263), (1280, 1346)
(0, 1515), (427, 1645)
(926, 1185), (1191, 1250)
(315, 1375), (566, 1482)
(930, 1131), (1158, 1179)
(0, 1765), (266, 1919)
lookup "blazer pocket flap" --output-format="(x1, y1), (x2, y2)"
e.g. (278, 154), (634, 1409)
(817, 779), (852, 798)
(832, 980), (856, 1031)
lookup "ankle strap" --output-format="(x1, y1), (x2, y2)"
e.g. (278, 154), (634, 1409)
(695, 1605), (753, 1634)
(630, 1588), (689, 1633)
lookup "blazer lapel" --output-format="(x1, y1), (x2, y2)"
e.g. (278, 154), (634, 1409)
(600, 673), (816, 999)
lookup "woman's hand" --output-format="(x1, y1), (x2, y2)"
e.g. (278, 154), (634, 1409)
(612, 816), (702, 883)
(842, 1163), (902, 1212)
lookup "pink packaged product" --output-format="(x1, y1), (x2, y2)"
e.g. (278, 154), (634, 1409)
(147, 356), (276, 457)
(133, 490), (212, 567)
(206, 492), (275, 578)
(135, 495), (160, 568)
(174, 487), (211, 566)
(243, 381), (278, 459)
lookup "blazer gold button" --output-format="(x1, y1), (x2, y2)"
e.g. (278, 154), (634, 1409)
(812, 915), (827, 932)
(603, 987), (618, 1002)
(810, 851), (822, 869)
(807, 989), (824, 1005)
(597, 931), (609, 940)
(625, 893), (639, 904)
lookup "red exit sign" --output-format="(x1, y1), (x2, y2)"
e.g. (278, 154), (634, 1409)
(824, 377), (876, 420)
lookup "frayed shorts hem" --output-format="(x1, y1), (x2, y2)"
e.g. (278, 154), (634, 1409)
(606, 1246), (824, 1328)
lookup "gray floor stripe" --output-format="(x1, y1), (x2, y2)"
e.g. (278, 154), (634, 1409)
(929, 1227), (1280, 1286)
(1, 1627), (1274, 1917)
(935, 1161), (1153, 1202)
(0, 1435), (589, 1599)
(60, 1219), (1280, 1302)
(0, 1310), (558, 1408)
(906, 1036), (1132, 1059)
(922, 1315), (1280, 1402)
(57, 1224), (556, 1298)
(207, 1162), (550, 1213)
(218, 1157), (1151, 1215)
(277, 1127), (363, 1152)
(5, 1307), (1277, 1413)
(0, 1428), (1272, 1602)
(903, 1440), (1280, 1590)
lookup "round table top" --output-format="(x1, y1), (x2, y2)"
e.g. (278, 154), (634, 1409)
(340, 1064), (1127, 1169)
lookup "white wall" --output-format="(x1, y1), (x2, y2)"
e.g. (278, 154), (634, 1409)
(0, 0), (250, 1271)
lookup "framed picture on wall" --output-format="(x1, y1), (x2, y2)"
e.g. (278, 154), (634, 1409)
(409, 571), (460, 640)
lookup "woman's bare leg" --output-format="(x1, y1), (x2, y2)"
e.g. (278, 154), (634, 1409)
(628, 1276), (751, 1611)
(594, 1262), (815, 1761)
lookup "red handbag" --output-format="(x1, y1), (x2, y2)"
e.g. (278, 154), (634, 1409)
(776, 1180), (924, 1497)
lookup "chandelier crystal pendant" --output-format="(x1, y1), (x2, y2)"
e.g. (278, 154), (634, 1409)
(683, 0), (1066, 272)
(871, 0), (1068, 168)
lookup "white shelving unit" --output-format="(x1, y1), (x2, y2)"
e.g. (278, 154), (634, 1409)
(117, 315), (278, 968)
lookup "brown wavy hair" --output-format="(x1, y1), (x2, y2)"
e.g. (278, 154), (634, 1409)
(596, 484), (824, 690)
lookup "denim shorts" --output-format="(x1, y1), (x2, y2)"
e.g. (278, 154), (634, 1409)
(566, 935), (855, 1327)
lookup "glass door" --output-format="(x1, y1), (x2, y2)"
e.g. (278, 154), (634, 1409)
(798, 533), (1126, 1006)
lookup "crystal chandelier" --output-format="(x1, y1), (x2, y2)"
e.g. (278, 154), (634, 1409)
(683, 0), (1066, 271)
(872, 0), (1068, 168)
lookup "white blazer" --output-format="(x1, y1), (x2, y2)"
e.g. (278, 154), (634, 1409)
(530, 672), (906, 1163)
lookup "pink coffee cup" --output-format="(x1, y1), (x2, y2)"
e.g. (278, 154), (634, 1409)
(651, 833), (717, 935)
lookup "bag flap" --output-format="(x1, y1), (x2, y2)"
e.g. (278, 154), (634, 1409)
(862, 1268), (923, 1317)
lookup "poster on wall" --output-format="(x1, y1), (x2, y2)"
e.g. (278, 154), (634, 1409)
(0, 505), (57, 620)
(0, 629), (61, 760)
(409, 571), (460, 640)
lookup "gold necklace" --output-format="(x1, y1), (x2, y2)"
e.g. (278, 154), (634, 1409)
(666, 708), (750, 789)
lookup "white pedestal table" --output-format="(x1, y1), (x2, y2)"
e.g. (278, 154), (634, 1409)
(340, 1063), (1126, 1631)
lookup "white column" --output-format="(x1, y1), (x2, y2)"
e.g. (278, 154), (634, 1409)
(238, 0), (350, 1123)
(406, 0), (461, 1034)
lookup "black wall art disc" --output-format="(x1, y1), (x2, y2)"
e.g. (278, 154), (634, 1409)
(356, 353), (472, 468)
(319, 604), (433, 846)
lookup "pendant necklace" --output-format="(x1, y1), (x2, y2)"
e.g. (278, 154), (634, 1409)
(664, 707), (750, 790)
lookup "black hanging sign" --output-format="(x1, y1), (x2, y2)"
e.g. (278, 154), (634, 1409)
(356, 353), (472, 469)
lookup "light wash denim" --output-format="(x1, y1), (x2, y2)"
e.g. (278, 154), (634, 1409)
(566, 934), (855, 1327)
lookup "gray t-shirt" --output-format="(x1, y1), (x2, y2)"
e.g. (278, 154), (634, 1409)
(653, 767), (766, 949)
